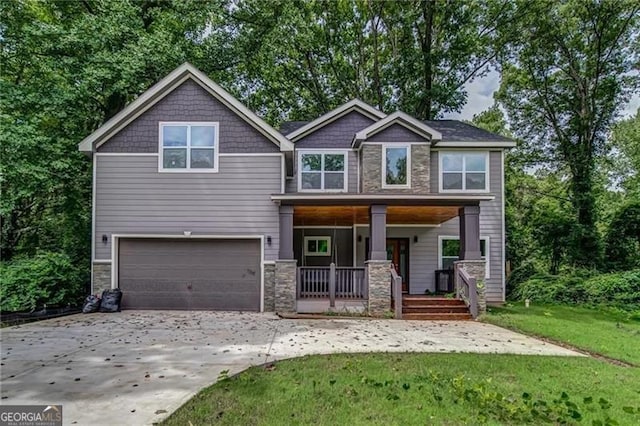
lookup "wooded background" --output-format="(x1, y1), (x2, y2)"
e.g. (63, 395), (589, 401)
(1, 0), (639, 310)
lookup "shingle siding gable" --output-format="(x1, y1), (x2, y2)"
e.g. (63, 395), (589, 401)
(98, 79), (279, 153)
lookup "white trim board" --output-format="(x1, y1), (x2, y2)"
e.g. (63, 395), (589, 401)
(286, 99), (386, 141)
(158, 122), (220, 173)
(438, 151), (491, 193)
(381, 143), (411, 189)
(296, 150), (349, 193)
(110, 234), (266, 312)
(79, 63), (294, 153)
(94, 152), (158, 157)
(437, 235), (490, 279)
(353, 111), (442, 146)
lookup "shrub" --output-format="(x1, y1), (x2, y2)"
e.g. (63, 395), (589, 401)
(506, 261), (539, 296)
(605, 201), (640, 271)
(511, 269), (640, 310)
(0, 252), (87, 312)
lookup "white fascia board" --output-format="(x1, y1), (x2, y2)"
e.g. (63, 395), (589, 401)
(434, 141), (517, 148)
(286, 99), (386, 141)
(78, 63), (293, 153)
(352, 111), (443, 147)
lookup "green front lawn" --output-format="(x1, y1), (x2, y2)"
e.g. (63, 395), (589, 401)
(164, 304), (640, 425)
(483, 303), (640, 365)
(164, 353), (640, 425)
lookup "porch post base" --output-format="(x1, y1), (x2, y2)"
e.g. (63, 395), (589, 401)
(366, 260), (392, 316)
(275, 260), (297, 313)
(454, 260), (486, 314)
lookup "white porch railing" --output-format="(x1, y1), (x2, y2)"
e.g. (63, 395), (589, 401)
(297, 264), (367, 306)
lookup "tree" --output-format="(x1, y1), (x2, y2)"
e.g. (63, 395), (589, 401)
(496, 0), (640, 268)
(605, 201), (640, 271)
(229, 0), (527, 123)
(0, 0), (229, 266)
(607, 109), (640, 199)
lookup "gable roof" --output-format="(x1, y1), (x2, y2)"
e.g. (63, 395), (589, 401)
(280, 118), (516, 147)
(353, 111), (442, 147)
(78, 63), (294, 152)
(285, 99), (386, 142)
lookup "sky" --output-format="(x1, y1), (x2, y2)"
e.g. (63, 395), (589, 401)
(443, 70), (640, 121)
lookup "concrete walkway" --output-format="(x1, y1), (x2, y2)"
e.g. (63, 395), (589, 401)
(1, 311), (582, 425)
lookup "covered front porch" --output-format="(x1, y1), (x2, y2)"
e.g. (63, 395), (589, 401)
(272, 194), (492, 318)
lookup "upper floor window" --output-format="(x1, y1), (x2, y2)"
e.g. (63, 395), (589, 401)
(383, 144), (410, 188)
(440, 152), (488, 191)
(298, 151), (347, 191)
(159, 122), (218, 172)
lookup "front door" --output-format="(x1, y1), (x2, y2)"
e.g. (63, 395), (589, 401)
(386, 238), (409, 292)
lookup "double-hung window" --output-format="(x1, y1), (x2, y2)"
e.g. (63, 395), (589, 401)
(382, 144), (410, 188)
(160, 122), (218, 172)
(440, 152), (488, 191)
(298, 151), (347, 191)
(439, 236), (490, 278)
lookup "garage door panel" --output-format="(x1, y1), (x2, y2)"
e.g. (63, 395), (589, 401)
(118, 238), (261, 311)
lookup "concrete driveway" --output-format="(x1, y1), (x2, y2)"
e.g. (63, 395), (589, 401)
(1, 311), (581, 425)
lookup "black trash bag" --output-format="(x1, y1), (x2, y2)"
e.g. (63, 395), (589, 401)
(99, 289), (122, 313)
(82, 295), (102, 314)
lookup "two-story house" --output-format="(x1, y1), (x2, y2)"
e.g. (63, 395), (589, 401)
(79, 63), (515, 319)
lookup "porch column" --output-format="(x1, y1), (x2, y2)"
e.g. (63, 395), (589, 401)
(279, 205), (294, 260)
(275, 205), (296, 313)
(368, 205), (387, 260)
(459, 205), (481, 260)
(367, 204), (391, 316)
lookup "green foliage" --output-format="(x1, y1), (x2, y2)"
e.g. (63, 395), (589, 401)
(606, 109), (640, 198)
(512, 269), (640, 310)
(231, 0), (523, 121)
(496, 0), (640, 269)
(0, 252), (87, 312)
(505, 260), (538, 296)
(605, 201), (640, 271)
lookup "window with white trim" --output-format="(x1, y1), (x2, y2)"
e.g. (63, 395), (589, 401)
(439, 236), (490, 278)
(160, 122), (218, 171)
(383, 145), (410, 187)
(304, 236), (331, 256)
(440, 152), (488, 191)
(298, 151), (347, 191)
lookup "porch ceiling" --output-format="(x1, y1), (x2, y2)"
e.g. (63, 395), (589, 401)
(293, 205), (459, 226)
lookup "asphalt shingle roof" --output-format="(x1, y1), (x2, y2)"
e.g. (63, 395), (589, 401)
(278, 118), (513, 143)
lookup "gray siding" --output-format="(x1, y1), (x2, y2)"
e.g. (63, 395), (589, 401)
(428, 150), (504, 302)
(294, 110), (375, 148)
(98, 79), (279, 153)
(355, 150), (505, 302)
(293, 228), (354, 267)
(286, 150), (358, 193)
(366, 123), (429, 142)
(94, 155), (281, 261)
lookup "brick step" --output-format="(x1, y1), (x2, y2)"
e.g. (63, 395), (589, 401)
(402, 297), (465, 306)
(402, 305), (470, 314)
(402, 312), (473, 321)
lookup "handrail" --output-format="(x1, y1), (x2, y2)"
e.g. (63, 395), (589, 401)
(298, 265), (366, 300)
(457, 267), (478, 319)
(390, 267), (402, 319)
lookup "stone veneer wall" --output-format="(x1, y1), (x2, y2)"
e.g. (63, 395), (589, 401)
(366, 260), (392, 315)
(454, 260), (486, 314)
(274, 260), (297, 313)
(92, 263), (112, 295)
(361, 144), (430, 193)
(263, 263), (276, 312)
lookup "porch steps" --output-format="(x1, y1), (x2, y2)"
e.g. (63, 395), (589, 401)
(401, 296), (472, 320)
